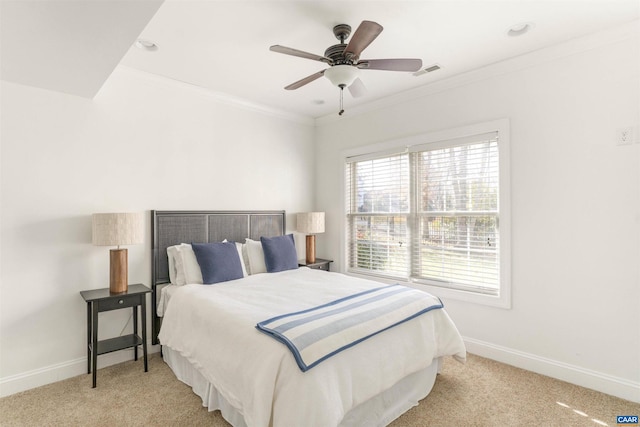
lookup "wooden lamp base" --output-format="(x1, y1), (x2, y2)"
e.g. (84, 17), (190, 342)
(110, 248), (128, 294)
(305, 235), (316, 264)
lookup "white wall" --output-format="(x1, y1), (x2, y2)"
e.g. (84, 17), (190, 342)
(0, 67), (315, 394)
(315, 30), (640, 401)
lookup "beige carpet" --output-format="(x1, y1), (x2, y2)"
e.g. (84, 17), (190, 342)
(1, 353), (638, 426)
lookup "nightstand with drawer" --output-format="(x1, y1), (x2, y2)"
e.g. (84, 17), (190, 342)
(298, 258), (333, 271)
(80, 283), (150, 388)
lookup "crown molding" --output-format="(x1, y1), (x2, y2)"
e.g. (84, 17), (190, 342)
(315, 19), (639, 126)
(110, 65), (315, 127)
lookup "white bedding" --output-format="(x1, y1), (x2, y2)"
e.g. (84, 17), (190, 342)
(157, 283), (179, 317)
(159, 268), (466, 427)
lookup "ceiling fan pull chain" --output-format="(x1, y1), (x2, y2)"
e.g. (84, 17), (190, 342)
(339, 85), (345, 116)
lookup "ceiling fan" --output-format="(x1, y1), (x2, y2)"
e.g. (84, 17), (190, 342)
(270, 20), (422, 115)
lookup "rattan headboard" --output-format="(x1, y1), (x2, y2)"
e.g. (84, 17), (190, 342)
(150, 210), (286, 344)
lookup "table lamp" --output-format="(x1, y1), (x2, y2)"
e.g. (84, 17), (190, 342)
(297, 212), (325, 264)
(92, 212), (144, 293)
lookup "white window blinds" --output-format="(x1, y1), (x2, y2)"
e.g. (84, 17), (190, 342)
(346, 131), (502, 295)
(412, 133), (499, 294)
(345, 154), (410, 278)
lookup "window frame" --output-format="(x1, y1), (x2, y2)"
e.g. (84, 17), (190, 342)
(342, 119), (511, 308)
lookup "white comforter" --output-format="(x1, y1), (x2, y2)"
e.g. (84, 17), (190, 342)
(159, 268), (466, 427)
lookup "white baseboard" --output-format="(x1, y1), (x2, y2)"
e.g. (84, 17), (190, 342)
(3, 339), (639, 404)
(464, 337), (640, 403)
(0, 344), (160, 398)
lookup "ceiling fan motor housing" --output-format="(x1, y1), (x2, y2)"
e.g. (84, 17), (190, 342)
(325, 44), (354, 64)
(326, 24), (356, 64)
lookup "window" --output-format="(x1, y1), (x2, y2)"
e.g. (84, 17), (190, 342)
(345, 121), (510, 307)
(345, 154), (410, 278)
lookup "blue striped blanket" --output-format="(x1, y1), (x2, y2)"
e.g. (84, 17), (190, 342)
(255, 284), (443, 372)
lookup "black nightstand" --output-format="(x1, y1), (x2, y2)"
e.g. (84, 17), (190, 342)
(80, 283), (150, 388)
(299, 258), (333, 272)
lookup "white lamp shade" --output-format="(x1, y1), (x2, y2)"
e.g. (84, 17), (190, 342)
(324, 65), (360, 87)
(297, 212), (325, 234)
(92, 212), (144, 246)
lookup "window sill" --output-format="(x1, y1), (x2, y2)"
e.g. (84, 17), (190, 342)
(345, 271), (511, 309)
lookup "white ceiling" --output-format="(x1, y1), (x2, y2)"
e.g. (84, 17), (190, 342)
(0, 0), (163, 98)
(2, 1), (639, 118)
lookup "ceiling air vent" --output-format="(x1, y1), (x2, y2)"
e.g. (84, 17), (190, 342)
(413, 64), (441, 77)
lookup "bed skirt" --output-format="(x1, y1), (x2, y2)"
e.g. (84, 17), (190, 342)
(163, 346), (441, 427)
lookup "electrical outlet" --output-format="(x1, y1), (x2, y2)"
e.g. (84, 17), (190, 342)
(616, 127), (634, 146)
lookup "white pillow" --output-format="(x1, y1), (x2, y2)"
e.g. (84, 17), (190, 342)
(244, 238), (267, 275)
(166, 245), (180, 284)
(173, 244), (204, 285)
(242, 242), (251, 274)
(223, 240), (248, 277)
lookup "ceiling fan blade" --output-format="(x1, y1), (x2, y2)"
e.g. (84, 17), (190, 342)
(284, 70), (326, 90)
(344, 21), (383, 60)
(348, 78), (367, 98)
(357, 58), (423, 72)
(270, 45), (331, 63)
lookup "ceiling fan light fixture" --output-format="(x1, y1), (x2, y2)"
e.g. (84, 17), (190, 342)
(324, 65), (360, 87)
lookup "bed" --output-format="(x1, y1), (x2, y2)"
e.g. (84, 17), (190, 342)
(151, 210), (466, 427)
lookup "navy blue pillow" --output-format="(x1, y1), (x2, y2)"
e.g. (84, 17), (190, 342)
(191, 242), (244, 284)
(261, 234), (298, 273)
